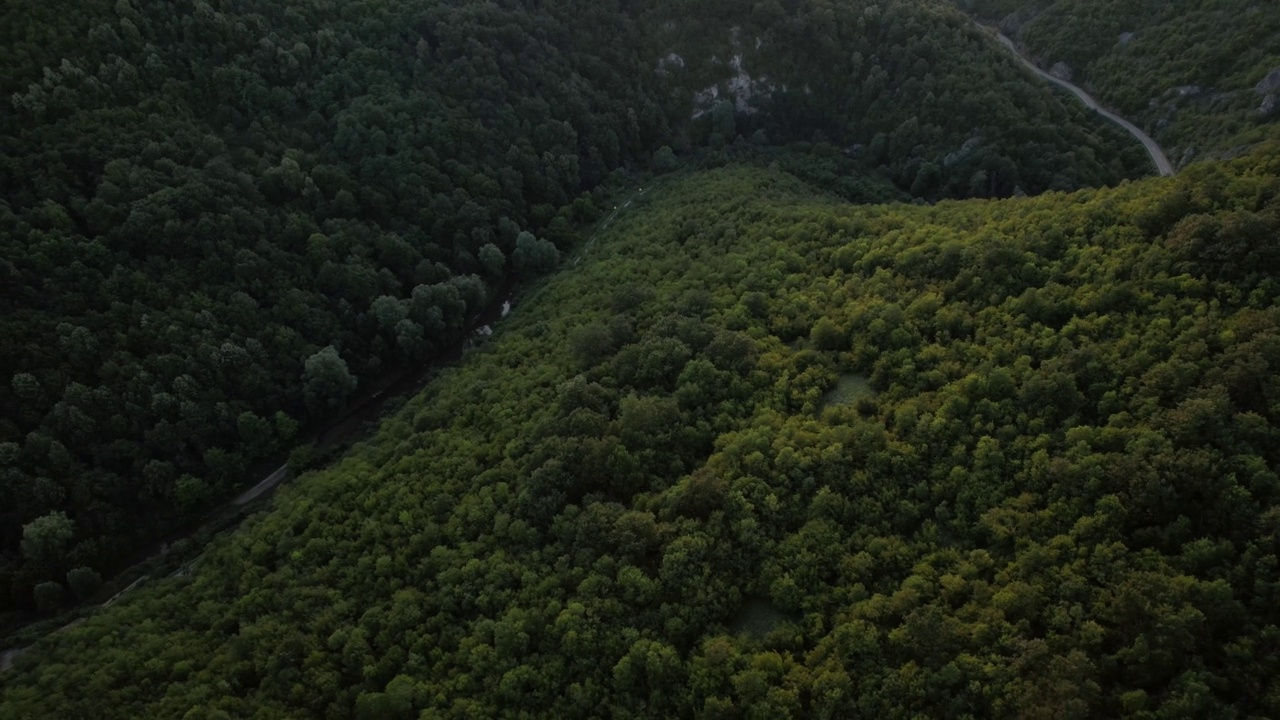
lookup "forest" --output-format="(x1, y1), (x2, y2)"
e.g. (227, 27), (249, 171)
(959, 0), (1280, 165)
(0, 0), (1152, 616)
(4, 149), (1280, 717)
(5, 0), (1280, 717)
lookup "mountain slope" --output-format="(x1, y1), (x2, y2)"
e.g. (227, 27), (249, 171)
(0, 0), (1154, 617)
(4, 153), (1280, 717)
(959, 0), (1280, 164)
(643, 0), (1156, 191)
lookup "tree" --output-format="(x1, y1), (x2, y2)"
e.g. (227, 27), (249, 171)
(32, 581), (67, 614)
(303, 346), (358, 412)
(653, 145), (679, 173)
(618, 394), (680, 449)
(371, 295), (408, 333)
(173, 475), (209, 511)
(810, 317), (845, 350)
(288, 444), (319, 474)
(21, 511), (75, 567)
(237, 411), (272, 449)
(569, 322), (615, 369)
(11, 372), (43, 403)
(395, 319), (425, 357)
(910, 162), (942, 198)
(479, 243), (506, 276)
(710, 100), (736, 145)
(513, 231), (560, 274)
(66, 567), (102, 600)
(449, 274), (488, 316)
(274, 411), (300, 442)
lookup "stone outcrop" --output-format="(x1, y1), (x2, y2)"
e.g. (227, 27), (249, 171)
(1255, 67), (1280, 116)
(1256, 67), (1280, 95)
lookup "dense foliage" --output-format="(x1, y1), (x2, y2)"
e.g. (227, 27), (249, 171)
(0, 0), (1152, 616)
(959, 0), (1280, 163)
(647, 0), (1154, 192)
(5, 152), (1280, 717)
(0, 0), (664, 613)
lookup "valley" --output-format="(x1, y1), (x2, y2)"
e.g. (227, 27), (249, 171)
(2, 0), (1280, 717)
(6, 157), (1280, 717)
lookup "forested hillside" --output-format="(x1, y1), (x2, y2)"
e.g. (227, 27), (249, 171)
(959, 0), (1280, 164)
(0, 0), (663, 616)
(644, 0), (1154, 194)
(0, 0), (1153, 617)
(5, 150), (1280, 716)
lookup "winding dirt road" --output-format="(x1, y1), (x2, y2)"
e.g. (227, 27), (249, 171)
(986, 27), (1174, 176)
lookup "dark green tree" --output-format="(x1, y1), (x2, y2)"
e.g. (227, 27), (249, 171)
(303, 346), (358, 412)
(513, 232), (560, 274)
(65, 567), (102, 600)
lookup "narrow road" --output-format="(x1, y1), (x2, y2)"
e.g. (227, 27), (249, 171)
(572, 186), (648, 266)
(2, 285), (522, 670)
(3, 187), (648, 673)
(234, 464), (288, 505)
(986, 27), (1174, 176)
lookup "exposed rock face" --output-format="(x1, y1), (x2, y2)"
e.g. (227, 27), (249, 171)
(943, 136), (983, 167)
(726, 54), (767, 114)
(1256, 66), (1280, 95)
(1118, 31), (1135, 45)
(1255, 67), (1280, 116)
(682, 29), (777, 120)
(690, 84), (720, 118)
(1049, 61), (1073, 81)
(656, 52), (686, 75)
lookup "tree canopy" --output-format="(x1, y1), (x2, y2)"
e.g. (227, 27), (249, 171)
(960, 0), (1280, 163)
(5, 0), (1279, 715)
(0, 0), (1160, 614)
(4, 149), (1280, 717)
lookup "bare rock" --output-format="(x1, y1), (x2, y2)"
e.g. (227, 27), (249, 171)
(1118, 31), (1135, 45)
(1049, 61), (1073, 81)
(1256, 67), (1280, 95)
(655, 52), (686, 76)
(943, 136), (984, 166)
